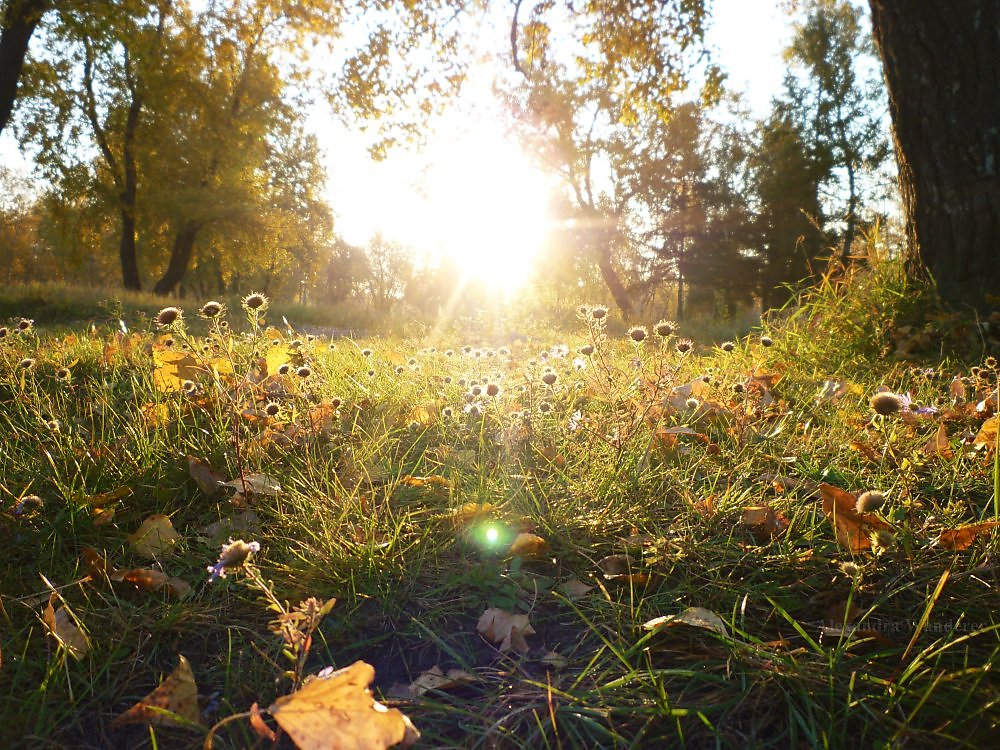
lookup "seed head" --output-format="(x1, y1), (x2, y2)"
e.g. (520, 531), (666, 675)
(839, 561), (861, 578)
(541, 371), (558, 386)
(17, 357), (35, 370)
(55, 367), (71, 381)
(264, 401), (281, 417)
(589, 305), (608, 320)
(17, 318), (33, 332)
(155, 306), (182, 327)
(207, 539), (260, 581)
(870, 391), (902, 416)
(296, 365), (312, 378)
(760, 335), (774, 347)
(855, 491), (885, 514)
(721, 341), (735, 352)
(579, 344), (595, 356)
(685, 397), (699, 410)
(362, 348), (373, 357)
(182, 379), (198, 394)
(486, 382), (501, 397)
(329, 397), (342, 409)
(654, 320), (676, 338)
(242, 292), (268, 311)
(0, 327), (7, 338)
(277, 363), (292, 376)
(199, 300), (224, 318)
(628, 326), (648, 343)
(538, 401), (552, 413)
(675, 339), (693, 354)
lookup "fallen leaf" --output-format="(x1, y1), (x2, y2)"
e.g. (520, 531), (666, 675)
(450, 502), (496, 526)
(643, 607), (729, 637)
(922, 423), (954, 459)
(476, 608), (536, 655)
(128, 514), (180, 558)
(269, 661), (419, 749)
(265, 343), (303, 378)
(152, 347), (204, 393)
(42, 594), (89, 659)
(558, 578), (594, 599)
(973, 417), (998, 448)
(741, 505), (790, 542)
(937, 521), (1000, 550)
(109, 655), (202, 729)
(86, 486), (132, 508)
(119, 568), (192, 598)
(819, 484), (890, 553)
(399, 474), (451, 490)
(187, 456), (227, 496)
(224, 474), (281, 496)
(508, 532), (548, 558)
(596, 554), (650, 585)
(407, 665), (477, 696)
(249, 702), (277, 742)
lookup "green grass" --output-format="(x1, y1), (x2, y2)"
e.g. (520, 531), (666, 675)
(0, 263), (998, 749)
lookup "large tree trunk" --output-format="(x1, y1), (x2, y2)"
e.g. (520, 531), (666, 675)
(0, 0), (49, 135)
(153, 221), (200, 295)
(868, 0), (1000, 309)
(596, 243), (633, 317)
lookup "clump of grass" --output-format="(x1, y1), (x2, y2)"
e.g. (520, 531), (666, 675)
(0, 263), (997, 748)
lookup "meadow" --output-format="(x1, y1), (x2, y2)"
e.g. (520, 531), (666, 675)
(1, 261), (997, 749)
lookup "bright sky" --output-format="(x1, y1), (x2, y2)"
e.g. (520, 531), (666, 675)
(1, 1), (793, 292)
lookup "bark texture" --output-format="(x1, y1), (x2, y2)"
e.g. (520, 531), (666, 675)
(0, 0), (49, 135)
(868, 0), (1000, 309)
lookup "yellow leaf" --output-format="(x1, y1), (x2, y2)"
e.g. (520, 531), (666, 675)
(109, 655), (202, 729)
(558, 578), (594, 599)
(407, 666), (477, 696)
(741, 505), (789, 542)
(265, 343), (303, 377)
(42, 593), (89, 659)
(476, 608), (535, 655)
(128, 514), (180, 558)
(152, 347), (204, 393)
(269, 661), (419, 750)
(507, 532), (548, 558)
(974, 417), (998, 448)
(922, 423), (954, 459)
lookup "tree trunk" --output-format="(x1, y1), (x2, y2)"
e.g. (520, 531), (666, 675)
(153, 222), (200, 295)
(868, 0), (1000, 309)
(596, 243), (633, 317)
(0, 0), (49, 135)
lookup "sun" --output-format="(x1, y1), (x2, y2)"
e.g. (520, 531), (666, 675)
(416, 132), (551, 293)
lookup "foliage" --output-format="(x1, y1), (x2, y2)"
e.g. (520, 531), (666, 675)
(0, 265), (997, 747)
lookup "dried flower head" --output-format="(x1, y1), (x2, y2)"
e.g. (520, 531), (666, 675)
(361, 348), (372, 357)
(242, 292), (268, 311)
(395, 365), (404, 375)
(0, 327), (7, 338)
(17, 318), (33, 332)
(589, 305), (608, 320)
(55, 367), (71, 381)
(628, 326), (648, 343)
(155, 306), (182, 328)
(296, 366), (312, 378)
(442, 406), (454, 418)
(199, 300), (224, 318)
(732, 382), (745, 394)
(45, 419), (61, 433)
(760, 335), (774, 347)
(579, 344), (595, 356)
(445, 349), (455, 357)
(470, 385), (482, 397)
(17, 357), (35, 370)
(984, 356), (998, 371)
(685, 397), (699, 410)
(654, 320), (676, 338)
(839, 561), (861, 578)
(329, 397), (342, 409)
(675, 339), (693, 354)
(182, 379), (198, 395)
(486, 382), (501, 397)
(541, 371), (558, 386)
(538, 401), (552, 413)
(870, 391), (902, 416)
(264, 401), (281, 417)
(207, 539), (260, 581)
(720, 341), (735, 352)
(855, 491), (885, 514)
(277, 363), (292, 376)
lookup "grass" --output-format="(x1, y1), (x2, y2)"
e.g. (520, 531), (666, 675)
(0, 262), (998, 749)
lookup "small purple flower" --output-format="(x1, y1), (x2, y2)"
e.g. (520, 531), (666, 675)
(207, 539), (260, 582)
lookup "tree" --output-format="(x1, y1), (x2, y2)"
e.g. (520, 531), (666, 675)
(782, 0), (890, 263)
(750, 113), (828, 309)
(867, 0), (1000, 309)
(0, 0), (49, 135)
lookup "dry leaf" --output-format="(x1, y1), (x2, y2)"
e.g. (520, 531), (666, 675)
(643, 606), (729, 637)
(508, 532), (548, 558)
(109, 655), (202, 729)
(152, 347), (204, 392)
(249, 702), (277, 741)
(86, 486), (132, 508)
(128, 514), (180, 558)
(42, 593), (89, 659)
(937, 521), (1000, 550)
(269, 661), (419, 750)
(819, 484), (889, 553)
(973, 417), (998, 449)
(922, 423), (954, 459)
(559, 578), (595, 599)
(119, 568), (192, 598)
(224, 474), (282, 496)
(476, 608), (536, 655)
(450, 502), (496, 526)
(187, 456), (226, 496)
(265, 343), (303, 378)
(741, 505), (790, 542)
(408, 666), (477, 696)
(597, 554), (650, 585)
(399, 475), (451, 490)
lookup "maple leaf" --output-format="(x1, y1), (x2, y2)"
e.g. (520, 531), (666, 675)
(269, 662), (419, 749)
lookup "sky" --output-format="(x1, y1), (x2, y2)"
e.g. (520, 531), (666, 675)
(1, 0), (795, 279)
